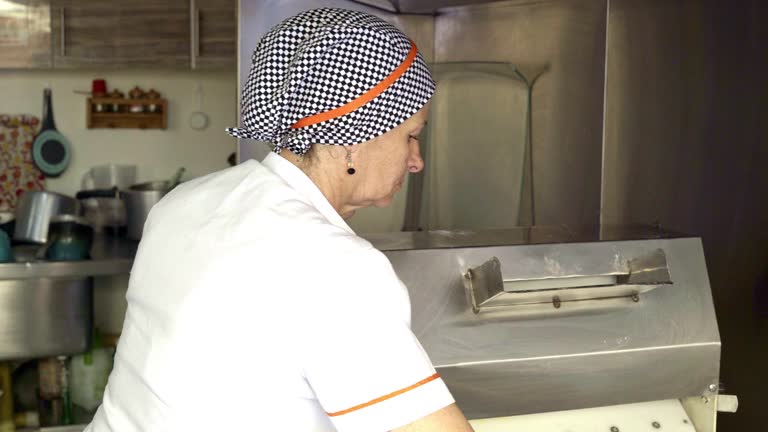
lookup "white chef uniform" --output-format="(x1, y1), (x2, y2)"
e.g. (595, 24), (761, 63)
(85, 152), (454, 432)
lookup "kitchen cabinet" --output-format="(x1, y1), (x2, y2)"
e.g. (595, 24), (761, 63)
(51, 0), (191, 68)
(48, 0), (235, 70)
(0, 0), (52, 68)
(192, 0), (237, 70)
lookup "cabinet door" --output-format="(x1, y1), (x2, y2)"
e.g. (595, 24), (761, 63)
(51, 0), (190, 68)
(191, 0), (235, 70)
(0, 0), (51, 68)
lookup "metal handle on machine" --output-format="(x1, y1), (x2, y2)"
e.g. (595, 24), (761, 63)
(464, 249), (673, 313)
(464, 257), (504, 314)
(717, 395), (739, 413)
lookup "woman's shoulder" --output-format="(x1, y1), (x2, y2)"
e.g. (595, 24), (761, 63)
(152, 160), (329, 233)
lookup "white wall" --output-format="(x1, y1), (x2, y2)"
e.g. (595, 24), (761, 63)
(0, 69), (238, 196)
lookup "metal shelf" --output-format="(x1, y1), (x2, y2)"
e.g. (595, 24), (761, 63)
(0, 235), (137, 280)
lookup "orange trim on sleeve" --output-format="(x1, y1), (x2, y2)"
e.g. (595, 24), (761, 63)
(290, 40), (419, 129)
(326, 372), (441, 417)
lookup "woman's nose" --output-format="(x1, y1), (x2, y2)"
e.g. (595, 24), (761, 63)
(408, 139), (425, 173)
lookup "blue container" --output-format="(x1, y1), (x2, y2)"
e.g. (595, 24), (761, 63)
(44, 215), (93, 261)
(0, 230), (13, 263)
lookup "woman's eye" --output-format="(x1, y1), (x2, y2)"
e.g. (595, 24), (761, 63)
(409, 135), (420, 142)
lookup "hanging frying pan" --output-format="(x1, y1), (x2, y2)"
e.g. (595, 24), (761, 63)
(32, 88), (72, 177)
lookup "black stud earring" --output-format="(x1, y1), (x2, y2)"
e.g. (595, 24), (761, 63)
(345, 147), (356, 175)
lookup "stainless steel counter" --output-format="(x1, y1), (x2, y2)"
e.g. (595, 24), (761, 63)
(0, 235), (137, 280)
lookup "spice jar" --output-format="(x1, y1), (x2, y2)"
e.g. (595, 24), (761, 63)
(91, 79), (108, 113)
(128, 86), (143, 99)
(145, 89), (162, 113)
(128, 86), (145, 113)
(109, 89), (124, 113)
(93, 102), (107, 113)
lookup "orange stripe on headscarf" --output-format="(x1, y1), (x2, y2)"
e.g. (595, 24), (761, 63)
(291, 40), (418, 129)
(326, 373), (441, 417)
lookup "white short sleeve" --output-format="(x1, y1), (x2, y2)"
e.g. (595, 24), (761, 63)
(300, 246), (454, 432)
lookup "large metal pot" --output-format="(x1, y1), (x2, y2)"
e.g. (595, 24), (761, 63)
(0, 277), (92, 360)
(123, 181), (171, 240)
(14, 191), (79, 243)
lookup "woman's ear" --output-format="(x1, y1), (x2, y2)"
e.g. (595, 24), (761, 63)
(323, 145), (347, 160)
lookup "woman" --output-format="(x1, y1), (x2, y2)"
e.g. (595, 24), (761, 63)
(86, 8), (474, 432)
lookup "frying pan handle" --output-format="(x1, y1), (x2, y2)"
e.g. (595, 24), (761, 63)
(42, 88), (56, 131)
(75, 187), (119, 200)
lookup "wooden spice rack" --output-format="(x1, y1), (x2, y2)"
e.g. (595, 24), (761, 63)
(86, 98), (168, 129)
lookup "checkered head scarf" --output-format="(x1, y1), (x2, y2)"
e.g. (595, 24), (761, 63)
(226, 8), (435, 155)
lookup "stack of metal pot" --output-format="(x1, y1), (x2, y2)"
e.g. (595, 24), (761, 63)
(13, 191), (93, 260)
(76, 183), (170, 240)
(76, 167), (183, 240)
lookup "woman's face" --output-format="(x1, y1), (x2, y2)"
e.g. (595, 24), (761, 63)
(352, 102), (430, 209)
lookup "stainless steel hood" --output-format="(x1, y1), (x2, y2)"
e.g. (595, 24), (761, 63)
(351, 0), (511, 14)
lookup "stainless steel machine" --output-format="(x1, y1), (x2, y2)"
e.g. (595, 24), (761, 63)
(367, 226), (737, 431)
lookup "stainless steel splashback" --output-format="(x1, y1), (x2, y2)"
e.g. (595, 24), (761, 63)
(432, 0), (607, 228)
(368, 228), (721, 419)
